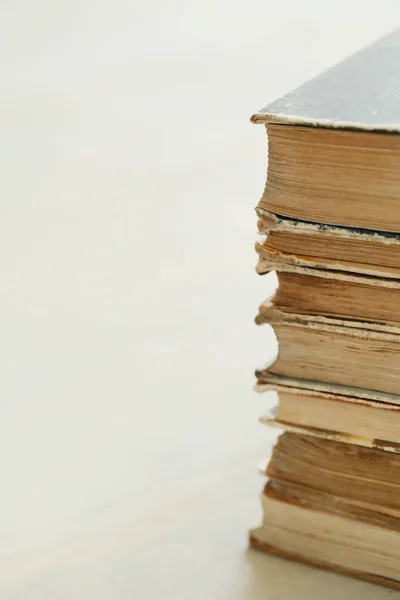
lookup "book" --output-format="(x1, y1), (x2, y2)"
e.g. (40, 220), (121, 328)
(250, 29), (400, 590)
(250, 435), (400, 588)
(260, 386), (400, 451)
(256, 270), (400, 329)
(257, 211), (400, 278)
(251, 30), (400, 232)
(258, 314), (400, 395)
(251, 481), (400, 590)
(263, 433), (400, 516)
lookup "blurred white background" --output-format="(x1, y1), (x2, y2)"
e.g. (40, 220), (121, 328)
(0, 1), (400, 598)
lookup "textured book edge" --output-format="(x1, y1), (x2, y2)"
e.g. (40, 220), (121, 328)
(254, 373), (400, 404)
(256, 302), (400, 334)
(257, 209), (400, 242)
(256, 243), (400, 280)
(255, 312), (400, 341)
(261, 416), (400, 454)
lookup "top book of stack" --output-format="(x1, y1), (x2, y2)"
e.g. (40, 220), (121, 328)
(252, 29), (400, 233)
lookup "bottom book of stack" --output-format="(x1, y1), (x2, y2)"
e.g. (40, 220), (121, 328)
(251, 431), (400, 589)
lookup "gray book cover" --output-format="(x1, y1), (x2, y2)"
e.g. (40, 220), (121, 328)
(251, 29), (400, 132)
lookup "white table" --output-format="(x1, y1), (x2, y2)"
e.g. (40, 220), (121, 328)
(0, 2), (398, 597)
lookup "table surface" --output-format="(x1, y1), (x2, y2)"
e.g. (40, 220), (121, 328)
(1, 2), (400, 598)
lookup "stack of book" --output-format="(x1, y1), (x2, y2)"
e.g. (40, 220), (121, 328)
(250, 30), (400, 589)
